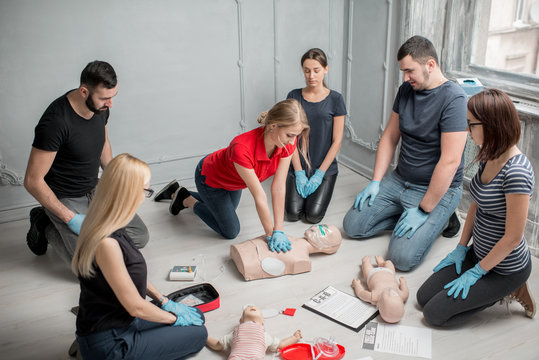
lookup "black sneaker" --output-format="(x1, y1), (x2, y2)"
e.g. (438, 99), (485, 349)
(26, 207), (51, 255)
(169, 187), (191, 215)
(442, 212), (460, 238)
(154, 180), (180, 202)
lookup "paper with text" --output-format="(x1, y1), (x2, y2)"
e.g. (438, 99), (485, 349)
(362, 321), (432, 358)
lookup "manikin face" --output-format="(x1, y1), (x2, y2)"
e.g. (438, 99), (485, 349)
(84, 84), (118, 113)
(398, 55), (433, 91)
(302, 58), (328, 88)
(467, 110), (484, 146)
(241, 305), (264, 324)
(270, 123), (303, 148)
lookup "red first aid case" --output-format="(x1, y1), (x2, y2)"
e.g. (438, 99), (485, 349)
(165, 283), (220, 313)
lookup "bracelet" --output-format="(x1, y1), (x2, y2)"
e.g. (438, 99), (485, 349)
(418, 205), (430, 215)
(159, 295), (167, 305)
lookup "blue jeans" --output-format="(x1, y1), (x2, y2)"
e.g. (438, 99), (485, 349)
(191, 158), (242, 239)
(343, 171), (462, 271)
(77, 314), (207, 360)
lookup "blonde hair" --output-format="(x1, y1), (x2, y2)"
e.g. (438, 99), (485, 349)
(71, 153), (150, 278)
(257, 98), (310, 169)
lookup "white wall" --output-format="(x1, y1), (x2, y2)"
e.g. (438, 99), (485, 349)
(0, 0), (353, 222)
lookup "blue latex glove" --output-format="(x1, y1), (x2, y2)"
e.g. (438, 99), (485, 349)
(294, 170), (308, 198)
(353, 180), (380, 210)
(266, 230), (292, 253)
(304, 169), (325, 196)
(433, 244), (470, 274)
(161, 300), (203, 326)
(444, 263), (487, 299)
(394, 207), (428, 238)
(67, 214), (85, 235)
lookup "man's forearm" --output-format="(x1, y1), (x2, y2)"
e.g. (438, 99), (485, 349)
(26, 180), (74, 223)
(420, 160), (459, 212)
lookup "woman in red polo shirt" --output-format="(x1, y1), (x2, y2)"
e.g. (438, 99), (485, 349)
(155, 99), (309, 252)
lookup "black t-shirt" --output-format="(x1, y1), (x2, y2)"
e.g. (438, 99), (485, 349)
(287, 89), (347, 176)
(76, 229), (147, 337)
(32, 90), (108, 198)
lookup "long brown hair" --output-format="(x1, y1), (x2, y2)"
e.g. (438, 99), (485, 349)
(467, 89), (521, 162)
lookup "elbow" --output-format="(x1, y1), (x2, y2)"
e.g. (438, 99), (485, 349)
(440, 157), (461, 174)
(125, 300), (146, 318)
(23, 175), (36, 194)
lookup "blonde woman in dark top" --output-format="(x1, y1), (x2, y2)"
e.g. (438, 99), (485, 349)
(72, 153), (207, 360)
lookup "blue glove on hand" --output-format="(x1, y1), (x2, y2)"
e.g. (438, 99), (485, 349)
(161, 300), (203, 326)
(394, 207), (428, 238)
(444, 263), (487, 299)
(266, 230), (292, 253)
(67, 214), (85, 235)
(433, 244), (470, 274)
(304, 169), (325, 197)
(294, 170), (308, 198)
(353, 180), (380, 210)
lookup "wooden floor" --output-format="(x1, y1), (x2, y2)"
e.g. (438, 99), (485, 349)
(1, 166), (537, 360)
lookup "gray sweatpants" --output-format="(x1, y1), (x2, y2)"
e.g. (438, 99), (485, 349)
(44, 190), (149, 264)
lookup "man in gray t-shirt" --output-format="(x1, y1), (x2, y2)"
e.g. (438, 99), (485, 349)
(343, 36), (468, 271)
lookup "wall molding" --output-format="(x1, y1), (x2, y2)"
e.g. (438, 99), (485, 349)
(235, 0), (247, 132)
(0, 160), (23, 186)
(343, 0), (393, 152)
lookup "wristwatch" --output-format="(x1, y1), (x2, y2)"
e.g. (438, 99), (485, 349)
(159, 295), (167, 305)
(418, 205), (430, 215)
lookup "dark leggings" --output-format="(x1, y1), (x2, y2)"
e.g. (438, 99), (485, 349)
(417, 249), (531, 327)
(285, 172), (337, 224)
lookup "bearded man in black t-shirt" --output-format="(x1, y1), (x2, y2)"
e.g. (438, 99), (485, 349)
(24, 61), (149, 264)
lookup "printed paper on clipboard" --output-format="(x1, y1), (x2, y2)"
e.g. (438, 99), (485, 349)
(302, 286), (379, 332)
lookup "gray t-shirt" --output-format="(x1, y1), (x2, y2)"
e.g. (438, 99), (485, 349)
(392, 81), (467, 187)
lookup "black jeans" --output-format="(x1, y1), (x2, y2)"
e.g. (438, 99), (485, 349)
(285, 172), (337, 224)
(417, 249), (531, 327)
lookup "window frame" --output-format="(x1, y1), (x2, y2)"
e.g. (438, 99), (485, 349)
(442, 0), (539, 102)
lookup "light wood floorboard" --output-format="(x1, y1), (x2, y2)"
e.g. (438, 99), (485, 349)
(1, 166), (537, 359)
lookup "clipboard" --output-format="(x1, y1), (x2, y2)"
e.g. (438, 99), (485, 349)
(302, 286), (379, 332)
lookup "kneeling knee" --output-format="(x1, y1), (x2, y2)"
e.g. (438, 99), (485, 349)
(387, 254), (418, 272)
(342, 210), (369, 238)
(305, 211), (324, 224)
(221, 227), (240, 240)
(422, 303), (448, 327)
(285, 210), (302, 222)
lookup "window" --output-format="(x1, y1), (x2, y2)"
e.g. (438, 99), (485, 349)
(474, 0), (539, 76)
(445, 0), (539, 101)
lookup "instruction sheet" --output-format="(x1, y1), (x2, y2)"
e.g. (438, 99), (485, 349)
(362, 321), (432, 358)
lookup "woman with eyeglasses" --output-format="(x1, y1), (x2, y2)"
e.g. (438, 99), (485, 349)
(72, 153), (207, 359)
(417, 89), (535, 326)
(155, 99), (310, 253)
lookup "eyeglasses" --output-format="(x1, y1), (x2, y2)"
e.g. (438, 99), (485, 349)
(144, 188), (154, 198)
(467, 119), (482, 130)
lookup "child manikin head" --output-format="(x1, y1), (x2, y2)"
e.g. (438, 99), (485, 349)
(377, 288), (405, 323)
(240, 305), (264, 325)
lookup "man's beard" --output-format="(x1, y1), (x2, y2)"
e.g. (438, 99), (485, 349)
(86, 94), (108, 113)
